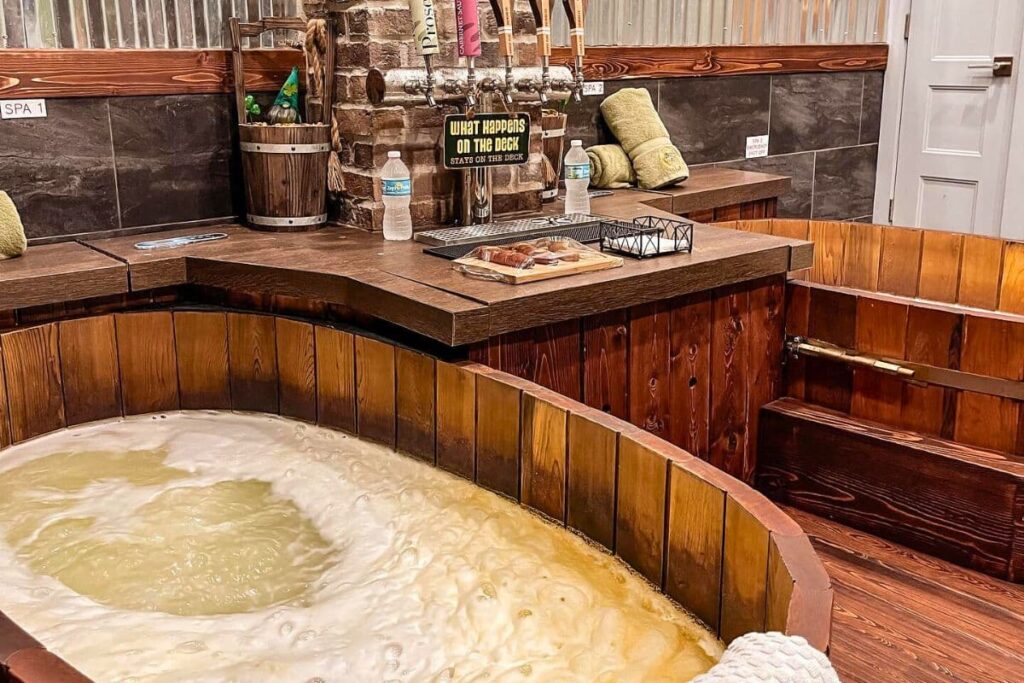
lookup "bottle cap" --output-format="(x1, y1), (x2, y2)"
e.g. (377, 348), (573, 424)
(388, 151), (401, 158)
(570, 140), (583, 147)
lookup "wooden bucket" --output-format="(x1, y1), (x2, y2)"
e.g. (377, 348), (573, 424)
(239, 123), (330, 231)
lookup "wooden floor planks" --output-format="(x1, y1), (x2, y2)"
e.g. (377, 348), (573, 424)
(786, 507), (1024, 683)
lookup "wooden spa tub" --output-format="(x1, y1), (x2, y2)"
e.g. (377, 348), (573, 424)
(0, 311), (833, 682)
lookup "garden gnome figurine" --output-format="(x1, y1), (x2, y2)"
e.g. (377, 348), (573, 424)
(0, 191), (27, 260)
(267, 67), (302, 124)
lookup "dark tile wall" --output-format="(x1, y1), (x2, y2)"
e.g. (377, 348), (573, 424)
(0, 95), (241, 242)
(566, 70), (884, 222)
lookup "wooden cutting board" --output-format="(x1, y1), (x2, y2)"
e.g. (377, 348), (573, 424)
(454, 250), (623, 284)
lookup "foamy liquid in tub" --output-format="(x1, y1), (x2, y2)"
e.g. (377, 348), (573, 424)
(0, 412), (723, 682)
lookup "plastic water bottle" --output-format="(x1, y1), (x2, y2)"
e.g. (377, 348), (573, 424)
(564, 140), (591, 216)
(381, 151), (413, 241)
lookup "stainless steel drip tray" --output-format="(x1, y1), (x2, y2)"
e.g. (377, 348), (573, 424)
(414, 214), (601, 247)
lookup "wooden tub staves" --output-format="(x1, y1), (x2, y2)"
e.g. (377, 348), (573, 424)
(239, 124), (330, 231)
(0, 310), (833, 682)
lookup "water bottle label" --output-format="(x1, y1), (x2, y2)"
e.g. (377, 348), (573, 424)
(566, 163), (590, 181)
(382, 178), (412, 197)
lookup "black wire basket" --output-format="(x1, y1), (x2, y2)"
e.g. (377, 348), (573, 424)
(599, 216), (694, 259)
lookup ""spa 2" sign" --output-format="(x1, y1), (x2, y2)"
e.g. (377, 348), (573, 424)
(443, 113), (530, 169)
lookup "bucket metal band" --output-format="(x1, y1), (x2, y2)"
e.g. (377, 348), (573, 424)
(248, 214), (327, 227)
(240, 142), (331, 154)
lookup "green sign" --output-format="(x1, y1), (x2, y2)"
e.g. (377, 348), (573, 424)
(443, 113), (531, 169)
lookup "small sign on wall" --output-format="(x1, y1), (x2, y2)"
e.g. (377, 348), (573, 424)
(582, 81), (605, 97)
(745, 134), (769, 159)
(1, 99), (47, 120)
(443, 113), (531, 169)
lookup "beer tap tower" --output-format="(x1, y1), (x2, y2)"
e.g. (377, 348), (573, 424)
(365, 0), (589, 225)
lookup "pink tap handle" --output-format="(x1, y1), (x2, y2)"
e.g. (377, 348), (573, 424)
(454, 0), (482, 58)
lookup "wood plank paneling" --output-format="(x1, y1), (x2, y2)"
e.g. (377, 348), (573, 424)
(666, 463), (726, 631)
(0, 48), (301, 98)
(877, 227), (923, 297)
(58, 315), (121, 425)
(551, 44), (889, 80)
(276, 318), (316, 422)
(174, 311), (230, 410)
(115, 312), (179, 415)
(917, 231), (964, 302)
(354, 335), (396, 447)
(759, 398), (1023, 579)
(709, 286), (750, 478)
(850, 298), (908, 424)
(227, 312), (279, 414)
(958, 236), (1004, 310)
(566, 412), (618, 550)
(721, 496), (770, 642)
(0, 324), (65, 441)
(628, 302), (671, 439)
(475, 373), (521, 499)
(745, 279), (784, 483)
(0, 337), (10, 448)
(521, 393), (568, 522)
(808, 220), (848, 286)
(668, 293), (711, 459)
(582, 309), (629, 419)
(533, 319), (582, 402)
(395, 347), (436, 463)
(436, 362), (475, 479)
(999, 242), (1024, 314)
(902, 306), (962, 438)
(616, 435), (669, 586)
(784, 282), (811, 400)
(841, 223), (882, 290)
(805, 286), (856, 413)
(770, 219), (809, 241)
(315, 326), (356, 433)
(955, 316), (1024, 453)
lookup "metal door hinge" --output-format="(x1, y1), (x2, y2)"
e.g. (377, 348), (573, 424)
(904, 13), (911, 40)
(888, 198), (895, 223)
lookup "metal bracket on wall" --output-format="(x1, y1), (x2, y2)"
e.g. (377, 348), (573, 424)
(785, 336), (1024, 402)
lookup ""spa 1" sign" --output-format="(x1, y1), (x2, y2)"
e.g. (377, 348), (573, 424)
(443, 113), (530, 169)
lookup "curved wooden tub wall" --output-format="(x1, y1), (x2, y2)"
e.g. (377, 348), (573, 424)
(0, 311), (833, 683)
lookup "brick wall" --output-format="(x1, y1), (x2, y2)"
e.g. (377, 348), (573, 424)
(315, 0), (548, 230)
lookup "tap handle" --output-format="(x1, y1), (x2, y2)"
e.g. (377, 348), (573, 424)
(409, 0), (440, 57)
(454, 0), (482, 58)
(528, 0), (552, 58)
(489, 0), (516, 60)
(561, 0), (587, 58)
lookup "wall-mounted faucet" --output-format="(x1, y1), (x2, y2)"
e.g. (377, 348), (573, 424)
(409, 0), (441, 107)
(561, 0), (588, 102)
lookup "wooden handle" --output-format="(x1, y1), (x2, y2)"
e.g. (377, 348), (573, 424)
(229, 18), (247, 127)
(489, 0), (516, 59)
(410, 0), (440, 56)
(529, 0), (553, 58)
(561, 0), (587, 57)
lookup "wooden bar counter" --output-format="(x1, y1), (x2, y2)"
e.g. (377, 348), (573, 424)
(0, 169), (804, 481)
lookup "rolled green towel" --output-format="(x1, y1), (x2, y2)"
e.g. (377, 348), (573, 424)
(0, 192), (27, 260)
(587, 144), (636, 189)
(600, 88), (690, 190)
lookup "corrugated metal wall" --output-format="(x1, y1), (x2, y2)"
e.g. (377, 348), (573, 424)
(0, 0), (300, 48)
(552, 0), (889, 45)
(2, 0), (888, 49)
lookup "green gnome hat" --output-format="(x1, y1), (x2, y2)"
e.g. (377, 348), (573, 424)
(267, 66), (302, 124)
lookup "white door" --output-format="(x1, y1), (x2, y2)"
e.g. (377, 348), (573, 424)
(892, 0), (1023, 236)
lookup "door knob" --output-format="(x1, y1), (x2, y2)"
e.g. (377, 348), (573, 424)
(967, 56), (1013, 77)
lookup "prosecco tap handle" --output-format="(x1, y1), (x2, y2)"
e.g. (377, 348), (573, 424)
(409, 0), (441, 107)
(527, 0), (552, 103)
(454, 0), (482, 108)
(561, 0), (587, 101)
(488, 0), (517, 105)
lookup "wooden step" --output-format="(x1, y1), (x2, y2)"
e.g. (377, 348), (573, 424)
(757, 397), (1024, 583)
